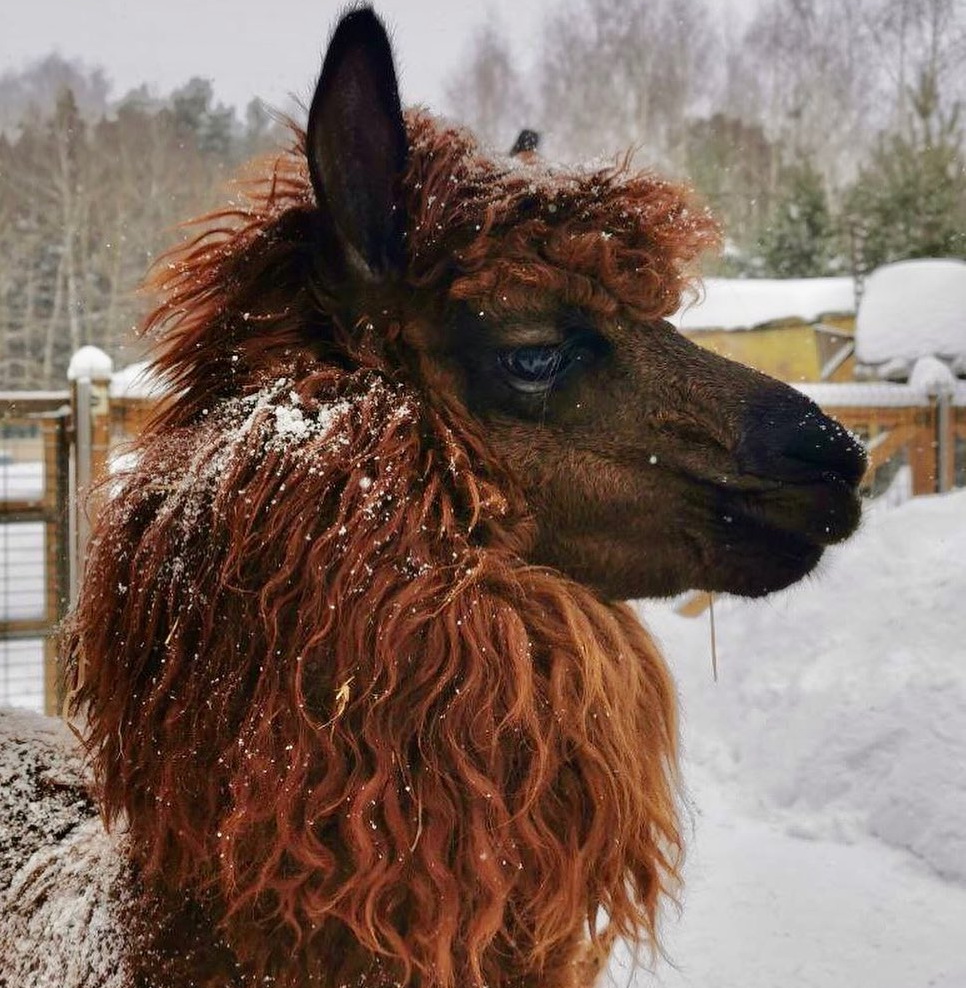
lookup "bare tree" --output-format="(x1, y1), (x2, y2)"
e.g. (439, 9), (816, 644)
(0, 54), (109, 136)
(737, 0), (878, 189)
(860, 0), (966, 144)
(443, 20), (531, 151)
(0, 61), (262, 388)
(534, 0), (718, 168)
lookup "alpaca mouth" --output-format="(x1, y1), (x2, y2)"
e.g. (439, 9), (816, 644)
(725, 472), (863, 547)
(703, 473), (863, 596)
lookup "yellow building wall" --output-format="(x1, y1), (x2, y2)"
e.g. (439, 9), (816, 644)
(684, 324), (821, 382)
(683, 315), (857, 384)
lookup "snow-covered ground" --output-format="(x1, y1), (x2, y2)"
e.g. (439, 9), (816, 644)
(615, 762), (966, 988)
(614, 489), (966, 987)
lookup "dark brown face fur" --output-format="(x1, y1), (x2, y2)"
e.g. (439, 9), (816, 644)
(434, 305), (865, 600)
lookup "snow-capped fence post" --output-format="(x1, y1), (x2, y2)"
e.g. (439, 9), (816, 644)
(909, 355), (957, 495)
(67, 347), (114, 610)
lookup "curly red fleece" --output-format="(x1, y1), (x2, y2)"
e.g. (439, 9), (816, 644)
(66, 115), (717, 987)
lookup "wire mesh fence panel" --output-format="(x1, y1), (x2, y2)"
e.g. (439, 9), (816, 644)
(0, 397), (69, 714)
(0, 521), (45, 622)
(0, 639), (44, 712)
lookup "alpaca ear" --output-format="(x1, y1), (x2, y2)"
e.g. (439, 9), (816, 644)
(307, 7), (408, 278)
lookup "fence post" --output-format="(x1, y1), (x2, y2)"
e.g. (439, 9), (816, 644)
(909, 406), (937, 496)
(936, 393), (954, 494)
(40, 415), (70, 716)
(67, 347), (114, 608)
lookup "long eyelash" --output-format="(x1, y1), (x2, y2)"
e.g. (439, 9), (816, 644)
(539, 362), (559, 424)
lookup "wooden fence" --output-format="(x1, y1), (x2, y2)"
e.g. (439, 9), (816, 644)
(798, 382), (966, 495)
(0, 392), (70, 714)
(0, 354), (155, 715)
(2, 351), (964, 713)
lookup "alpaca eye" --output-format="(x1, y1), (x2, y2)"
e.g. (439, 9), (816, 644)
(498, 345), (572, 393)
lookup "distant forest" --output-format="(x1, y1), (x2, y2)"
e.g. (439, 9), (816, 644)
(1, 0), (965, 388)
(0, 59), (286, 388)
(447, 0), (966, 275)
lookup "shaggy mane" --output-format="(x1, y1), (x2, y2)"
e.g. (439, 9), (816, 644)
(65, 113), (713, 986)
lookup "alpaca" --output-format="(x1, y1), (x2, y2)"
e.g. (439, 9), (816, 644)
(0, 8), (866, 987)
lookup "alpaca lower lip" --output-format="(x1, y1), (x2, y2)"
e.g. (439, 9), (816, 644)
(727, 478), (862, 547)
(707, 527), (826, 597)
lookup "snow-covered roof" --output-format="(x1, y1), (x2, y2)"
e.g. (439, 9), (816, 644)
(855, 259), (966, 369)
(797, 376), (966, 407)
(673, 277), (856, 331)
(797, 382), (929, 408)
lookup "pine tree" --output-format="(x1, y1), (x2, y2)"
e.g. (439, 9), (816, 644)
(843, 65), (966, 272)
(843, 137), (966, 271)
(758, 161), (836, 277)
(685, 113), (779, 272)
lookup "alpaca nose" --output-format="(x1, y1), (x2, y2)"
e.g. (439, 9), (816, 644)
(737, 391), (867, 487)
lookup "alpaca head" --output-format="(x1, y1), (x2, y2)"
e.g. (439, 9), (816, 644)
(303, 9), (864, 601)
(68, 7), (865, 987)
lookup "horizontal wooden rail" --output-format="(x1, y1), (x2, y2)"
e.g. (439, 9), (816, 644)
(0, 619), (51, 639)
(0, 502), (57, 520)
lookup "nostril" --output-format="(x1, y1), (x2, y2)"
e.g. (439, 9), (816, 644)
(738, 393), (867, 487)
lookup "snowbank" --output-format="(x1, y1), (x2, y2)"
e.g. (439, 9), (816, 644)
(617, 763), (966, 988)
(641, 489), (966, 884)
(674, 277), (855, 331)
(855, 259), (966, 376)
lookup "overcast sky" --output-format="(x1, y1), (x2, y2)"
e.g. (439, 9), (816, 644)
(2, 0), (757, 115)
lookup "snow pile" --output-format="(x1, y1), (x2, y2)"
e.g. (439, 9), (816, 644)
(611, 489), (966, 986)
(908, 354), (957, 396)
(855, 259), (966, 379)
(642, 489), (966, 883)
(109, 361), (167, 400)
(673, 277), (855, 331)
(626, 762), (966, 988)
(66, 346), (113, 382)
